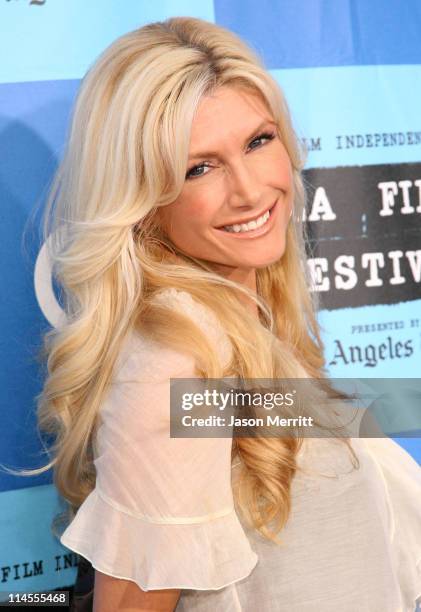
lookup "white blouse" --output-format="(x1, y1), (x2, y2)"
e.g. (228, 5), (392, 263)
(60, 288), (421, 611)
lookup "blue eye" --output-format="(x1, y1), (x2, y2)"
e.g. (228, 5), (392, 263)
(185, 131), (276, 180)
(248, 131), (276, 150)
(185, 162), (212, 179)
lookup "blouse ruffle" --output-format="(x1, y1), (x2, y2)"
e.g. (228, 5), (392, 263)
(60, 486), (258, 591)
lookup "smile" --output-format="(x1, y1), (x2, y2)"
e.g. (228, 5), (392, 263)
(223, 207), (270, 233)
(216, 201), (277, 238)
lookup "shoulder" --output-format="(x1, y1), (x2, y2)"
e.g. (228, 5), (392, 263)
(361, 437), (421, 487)
(113, 288), (232, 383)
(362, 438), (421, 604)
(153, 287), (228, 338)
(151, 287), (232, 365)
(358, 437), (421, 547)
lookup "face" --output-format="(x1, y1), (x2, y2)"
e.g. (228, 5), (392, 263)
(156, 85), (294, 292)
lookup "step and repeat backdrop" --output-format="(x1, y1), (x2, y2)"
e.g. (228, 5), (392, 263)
(0, 0), (420, 597)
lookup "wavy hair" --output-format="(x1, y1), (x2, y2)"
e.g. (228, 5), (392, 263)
(7, 16), (359, 544)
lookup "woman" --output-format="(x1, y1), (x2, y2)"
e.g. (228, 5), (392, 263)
(13, 16), (421, 611)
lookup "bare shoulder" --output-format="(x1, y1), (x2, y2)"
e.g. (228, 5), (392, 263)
(93, 570), (181, 612)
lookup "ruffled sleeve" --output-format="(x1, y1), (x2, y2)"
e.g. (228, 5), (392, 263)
(361, 437), (421, 609)
(60, 289), (257, 591)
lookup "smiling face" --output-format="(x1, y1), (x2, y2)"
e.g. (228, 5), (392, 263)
(156, 85), (294, 292)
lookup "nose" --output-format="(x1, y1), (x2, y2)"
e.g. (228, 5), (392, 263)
(226, 157), (262, 210)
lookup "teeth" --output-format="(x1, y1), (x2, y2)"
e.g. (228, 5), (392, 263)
(223, 209), (270, 233)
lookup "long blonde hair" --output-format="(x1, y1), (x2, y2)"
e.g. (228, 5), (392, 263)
(7, 16), (358, 544)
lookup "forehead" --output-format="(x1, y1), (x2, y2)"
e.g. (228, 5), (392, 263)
(189, 86), (273, 143)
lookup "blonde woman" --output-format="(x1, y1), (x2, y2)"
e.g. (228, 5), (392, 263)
(14, 16), (421, 612)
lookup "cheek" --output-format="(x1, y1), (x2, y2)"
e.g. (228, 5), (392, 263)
(178, 192), (217, 228)
(271, 143), (294, 183)
(163, 197), (214, 237)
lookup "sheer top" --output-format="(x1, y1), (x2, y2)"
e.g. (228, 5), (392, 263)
(60, 288), (421, 611)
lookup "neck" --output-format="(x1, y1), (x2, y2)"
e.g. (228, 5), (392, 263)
(207, 263), (259, 320)
(164, 251), (260, 319)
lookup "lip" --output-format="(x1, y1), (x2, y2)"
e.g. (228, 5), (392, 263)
(215, 200), (278, 239)
(216, 202), (275, 230)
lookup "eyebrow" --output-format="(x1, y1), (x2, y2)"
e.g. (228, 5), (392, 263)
(188, 119), (277, 160)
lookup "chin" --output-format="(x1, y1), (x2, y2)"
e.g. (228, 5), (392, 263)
(251, 247), (287, 268)
(256, 255), (285, 268)
(233, 253), (285, 269)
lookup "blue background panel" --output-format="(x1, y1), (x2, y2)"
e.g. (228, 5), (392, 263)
(0, 0), (215, 83)
(215, 0), (421, 69)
